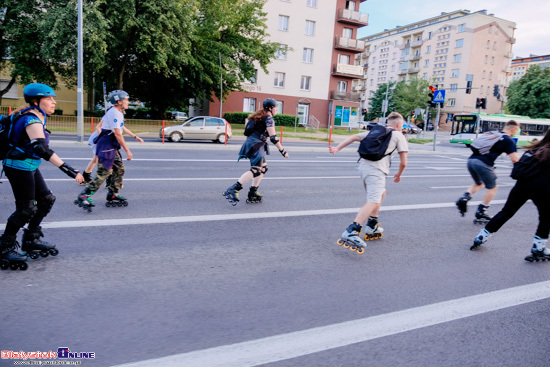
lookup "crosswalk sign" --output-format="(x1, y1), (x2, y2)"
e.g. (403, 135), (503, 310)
(432, 90), (446, 103)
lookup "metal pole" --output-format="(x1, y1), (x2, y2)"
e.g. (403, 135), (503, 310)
(76, 0), (84, 142)
(432, 103), (441, 151)
(219, 53), (223, 118)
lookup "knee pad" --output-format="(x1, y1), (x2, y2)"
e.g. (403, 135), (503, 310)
(36, 192), (56, 216)
(250, 167), (262, 178)
(261, 166), (268, 175)
(8, 200), (38, 228)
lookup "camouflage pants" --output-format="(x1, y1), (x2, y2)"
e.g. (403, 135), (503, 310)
(87, 151), (125, 194)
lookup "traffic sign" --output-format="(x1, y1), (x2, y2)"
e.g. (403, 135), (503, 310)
(432, 90), (446, 103)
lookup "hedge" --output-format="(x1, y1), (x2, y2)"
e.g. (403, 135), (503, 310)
(224, 112), (298, 127)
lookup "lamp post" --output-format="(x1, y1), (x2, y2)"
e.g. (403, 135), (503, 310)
(76, 0), (84, 142)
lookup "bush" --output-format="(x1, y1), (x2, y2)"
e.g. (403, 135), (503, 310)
(224, 112), (250, 125)
(273, 114), (297, 127)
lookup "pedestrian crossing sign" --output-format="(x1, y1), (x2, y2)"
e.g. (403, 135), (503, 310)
(432, 90), (446, 103)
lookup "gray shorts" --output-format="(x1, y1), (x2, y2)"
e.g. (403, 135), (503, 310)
(467, 158), (497, 189)
(358, 165), (386, 203)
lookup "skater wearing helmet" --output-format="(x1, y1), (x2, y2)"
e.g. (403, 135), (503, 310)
(471, 128), (550, 262)
(455, 120), (519, 223)
(0, 83), (84, 270)
(329, 112), (408, 254)
(76, 90), (143, 212)
(223, 98), (289, 205)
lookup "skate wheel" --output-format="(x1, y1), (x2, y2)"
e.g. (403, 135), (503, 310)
(19, 262), (28, 270)
(356, 247), (365, 255)
(337, 239), (345, 246)
(106, 202), (111, 207)
(123, 201), (128, 207)
(343, 243), (350, 249)
(87, 208), (93, 213)
(40, 250), (49, 258)
(10, 263), (19, 270)
(0, 261), (9, 270)
(350, 246), (357, 252)
(50, 248), (59, 256)
(246, 199), (250, 203)
(29, 252), (39, 260)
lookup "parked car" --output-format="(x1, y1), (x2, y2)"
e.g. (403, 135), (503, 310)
(171, 111), (188, 121)
(416, 122), (434, 131)
(159, 116), (232, 143)
(402, 122), (422, 134)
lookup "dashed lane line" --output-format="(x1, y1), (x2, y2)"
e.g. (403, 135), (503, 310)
(111, 280), (550, 367)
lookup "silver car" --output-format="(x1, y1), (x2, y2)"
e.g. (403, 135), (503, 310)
(160, 116), (232, 143)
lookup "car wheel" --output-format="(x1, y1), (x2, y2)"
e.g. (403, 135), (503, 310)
(170, 132), (183, 142)
(216, 134), (226, 144)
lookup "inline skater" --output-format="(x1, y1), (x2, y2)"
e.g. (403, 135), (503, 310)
(455, 120), (519, 223)
(329, 112), (408, 254)
(75, 90), (143, 212)
(223, 98), (289, 205)
(470, 129), (550, 262)
(0, 83), (84, 270)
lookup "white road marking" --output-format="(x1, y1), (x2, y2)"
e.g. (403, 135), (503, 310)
(430, 183), (515, 189)
(111, 280), (550, 367)
(0, 200), (505, 230)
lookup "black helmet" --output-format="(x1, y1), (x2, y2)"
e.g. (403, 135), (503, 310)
(263, 98), (277, 110)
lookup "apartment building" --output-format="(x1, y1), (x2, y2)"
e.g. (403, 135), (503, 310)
(355, 10), (516, 121)
(208, 0), (369, 128)
(510, 54), (550, 81)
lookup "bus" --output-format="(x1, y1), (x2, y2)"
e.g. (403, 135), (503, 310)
(450, 113), (550, 147)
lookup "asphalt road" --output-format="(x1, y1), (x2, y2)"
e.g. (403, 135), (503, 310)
(1, 138), (549, 367)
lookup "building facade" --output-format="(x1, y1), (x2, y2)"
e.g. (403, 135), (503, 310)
(208, 0), (368, 128)
(510, 54), (550, 81)
(356, 10), (516, 122)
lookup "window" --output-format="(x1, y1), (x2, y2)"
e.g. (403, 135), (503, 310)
(491, 57), (495, 65)
(455, 39), (464, 48)
(426, 45), (431, 54)
(489, 71), (492, 80)
(451, 69), (460, 77)
(484, 55), (488, 64)
(305, 20), (316, 36)
(454, 54), (462, 62)
(300, 76), (311, 91)
(493, 41), (497, 50)
(206, 118), (224, 127)
(488, 25), (493, 34)
(245, 70), (257, 84)
(458, 24), (465, 32)
(450, 84), (458, 92)
(243, 98), (256, 112)
(346, 0), (356, 11)
(424, 59), (429, 67)
(342, 27), (353, 39)
(447, 98), (456, 107)
(306, 0), (317, 7)
(275, 45), (287, 60)
(302, 48), (314, 63)
(486, 40), (490, 49)
(278, 15), (289, 31)
(337, 81), (347, 92)
(428, 31), (433, 40)
(276, 101), (283, 114)
(274, 72), (285, 87)
(339, 54), (350, 64)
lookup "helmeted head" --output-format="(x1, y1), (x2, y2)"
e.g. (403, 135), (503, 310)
(263, 98), (277, 111)
(108, 90), (129, 105)
(23, 83), (56, 104)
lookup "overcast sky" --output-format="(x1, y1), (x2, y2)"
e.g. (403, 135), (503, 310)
(357, 0), (549, 58)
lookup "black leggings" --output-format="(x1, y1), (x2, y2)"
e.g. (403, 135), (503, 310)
(485, 174), (550, 239)
(3, 166), (53, 236)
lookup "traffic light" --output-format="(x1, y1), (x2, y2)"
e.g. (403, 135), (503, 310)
(428, 86), (437, 107)
(362, 108), (367, 114)
(410, 110), (415, 117)
(475, 97), (486, 109)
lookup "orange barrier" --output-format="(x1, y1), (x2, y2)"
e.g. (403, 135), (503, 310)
(162, 120), (165, 143)
(280, 125), (283, 144)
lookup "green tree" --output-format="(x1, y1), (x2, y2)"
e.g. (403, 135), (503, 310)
(392, 77), (431, 118)
(506, 65), (550, 118)
(365, 82), (395, 121)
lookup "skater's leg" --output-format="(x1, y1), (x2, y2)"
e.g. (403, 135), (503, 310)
(84, 155), (98, 174)
(107, 153), (125, 194)
(471, 228), (492, 250)
(529, 184), (550, 240)
(27, 170), (55, 229)
(480, 187), (497, 206)
(485, 184), (528, 234)
(340, 222), (367, 251)
(353, 202), (381, 225)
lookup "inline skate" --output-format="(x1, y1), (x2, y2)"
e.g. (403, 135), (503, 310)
(246, 186), (262, 203)
(106, 191), (128, 207)
(473, 204), (492, 224)
(222, 182), (242, 206)
(0, 234), (28, 271)
(525, 236), (550, 262)
(21, 227), (59, 260)
(337, 222), (366, 255)
(364, 216), (384, 241)
(470, 228), (491, 250)
(75, 188), (95, 213)
(456, 192), (471, 217)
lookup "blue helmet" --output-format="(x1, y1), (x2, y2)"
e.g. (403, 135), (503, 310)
(23, 83), (56, 103)
(108, 90), (129, 104)
(263, 98), (277, 110)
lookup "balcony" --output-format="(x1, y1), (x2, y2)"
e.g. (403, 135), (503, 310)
(398, 69), (408, 75)
(408, 67), (420, 74)
(330, 90), (362, 102)
(399, 43), (411, 50)
(337, 8), (369, 26)
(505, 52), (514, 59)
(411, 40), (424, 48)
(332, 63), (364, 78)
(507, 37), (516, 44)
(409, 54), (422, 61)
(334, 36), (366, 52)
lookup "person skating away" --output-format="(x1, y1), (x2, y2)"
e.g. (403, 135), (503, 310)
(81, 119), (103, 184)
(470, 129), (550, 262)
(456, 120), (519, 223)
(223, 98), (289, 205)
(76, 90), (143, 212)
(329, 112), (408, 254)
(0, 83), (84, 270)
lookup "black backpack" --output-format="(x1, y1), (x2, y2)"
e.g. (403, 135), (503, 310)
(0, 107), (41, 160)
(357, 125), (395, 161)
(510, 150), (542, 180)
(243, 118), (255, 137)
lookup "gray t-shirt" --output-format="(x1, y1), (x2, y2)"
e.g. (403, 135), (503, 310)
(357, 129), (409, 175)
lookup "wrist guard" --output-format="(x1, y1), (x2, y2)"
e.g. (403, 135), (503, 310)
(59, 163), (79, 178)
(279, 149), (287, 157)
(270, 135), (279, 145)
(30, 138), (54, 161)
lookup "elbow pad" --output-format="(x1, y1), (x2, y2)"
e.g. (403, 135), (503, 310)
(270, 135), (279, 145)
(30, 138), (54, 161)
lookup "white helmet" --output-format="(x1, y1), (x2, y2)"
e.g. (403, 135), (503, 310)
(108, 90), (129, 104)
